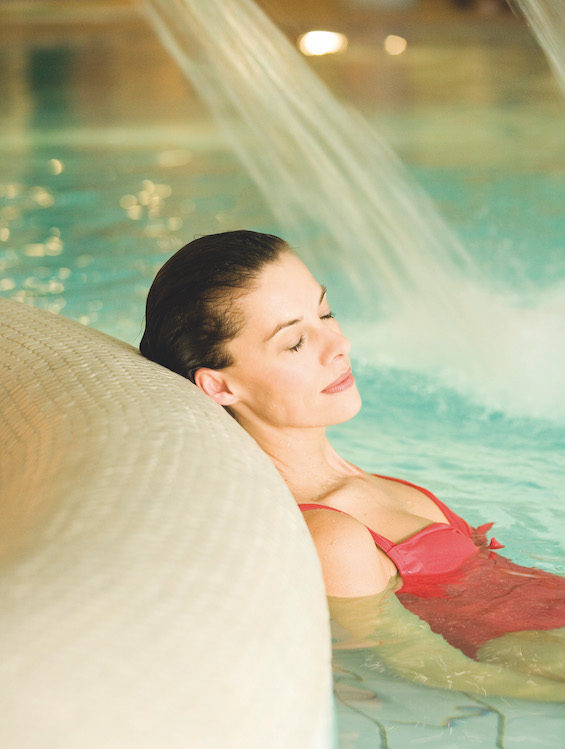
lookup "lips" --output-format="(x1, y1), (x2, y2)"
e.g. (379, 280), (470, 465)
(322, 369), (354, 393)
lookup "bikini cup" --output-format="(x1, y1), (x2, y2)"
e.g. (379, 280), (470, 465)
(298, 474), (479, 579)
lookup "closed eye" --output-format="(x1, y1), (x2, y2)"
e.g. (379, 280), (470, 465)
(288, 312), (334, 352)
(288, 336), (304, 352)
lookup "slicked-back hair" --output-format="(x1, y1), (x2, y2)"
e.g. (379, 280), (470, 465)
(140, 230), (288, 382)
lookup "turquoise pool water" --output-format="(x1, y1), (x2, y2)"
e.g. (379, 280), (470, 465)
(1, 3), (564, 747)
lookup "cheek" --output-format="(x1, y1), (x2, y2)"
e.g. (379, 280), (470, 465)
(277, 354), (322, 393)
(247, 356), (320, 408)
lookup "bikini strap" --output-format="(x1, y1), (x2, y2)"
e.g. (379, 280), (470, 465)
(297, 503), (395, 553)
(372, 473), (472, 536)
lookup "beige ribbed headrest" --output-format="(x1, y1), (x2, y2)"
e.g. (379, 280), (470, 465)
(0, 297), (333, 749)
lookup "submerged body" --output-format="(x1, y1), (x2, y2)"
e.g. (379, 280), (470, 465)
(299, 473), (565, 661)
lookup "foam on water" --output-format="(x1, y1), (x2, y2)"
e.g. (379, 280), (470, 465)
(349, 281), (565, 421)
(142, 0), (564, 422)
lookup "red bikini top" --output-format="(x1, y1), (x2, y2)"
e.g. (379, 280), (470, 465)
(298, 474), (503, 585)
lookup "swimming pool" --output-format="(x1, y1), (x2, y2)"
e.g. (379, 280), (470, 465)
(1, 1), (564, 746)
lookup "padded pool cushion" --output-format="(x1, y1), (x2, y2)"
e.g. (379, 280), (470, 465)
(0, 297), (333, 749)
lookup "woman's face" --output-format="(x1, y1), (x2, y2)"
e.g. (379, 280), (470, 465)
(217, 251), (361, 429)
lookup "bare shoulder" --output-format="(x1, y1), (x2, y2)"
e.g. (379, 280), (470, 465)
(301, 507), (397, 597)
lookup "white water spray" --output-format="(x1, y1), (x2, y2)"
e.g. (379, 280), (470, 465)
(142, 0), (564, 421)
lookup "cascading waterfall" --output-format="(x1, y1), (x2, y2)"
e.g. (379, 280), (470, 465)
(141, 0), (564, 421)
(141, 0), (475, 309)
(513, 0), (565, 94)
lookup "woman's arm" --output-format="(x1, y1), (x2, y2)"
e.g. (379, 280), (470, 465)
(307, 508), (565, 700)
(329, 587), (565, 702)
(303, 509), (397, 597)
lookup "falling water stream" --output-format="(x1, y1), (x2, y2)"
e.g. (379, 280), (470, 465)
(141, 0), (564, 422)
(513, 0), (565, 94)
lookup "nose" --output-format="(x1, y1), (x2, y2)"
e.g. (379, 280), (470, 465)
(319, 321), (350, 366)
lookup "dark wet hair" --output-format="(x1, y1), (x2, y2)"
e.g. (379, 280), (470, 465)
(139, 230), (288, 382)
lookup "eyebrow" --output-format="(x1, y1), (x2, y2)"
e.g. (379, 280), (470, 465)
(264, 285), (327, 342)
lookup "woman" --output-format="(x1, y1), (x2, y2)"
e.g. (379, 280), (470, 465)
(140, 229), (565, 700)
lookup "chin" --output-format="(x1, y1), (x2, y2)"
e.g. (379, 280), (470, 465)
(325, 388), (362, 426)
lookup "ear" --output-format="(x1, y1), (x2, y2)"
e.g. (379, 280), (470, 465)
(193, 368), (238, 406)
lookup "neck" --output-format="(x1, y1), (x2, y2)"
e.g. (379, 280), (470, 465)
(234, 413), (362, 502)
